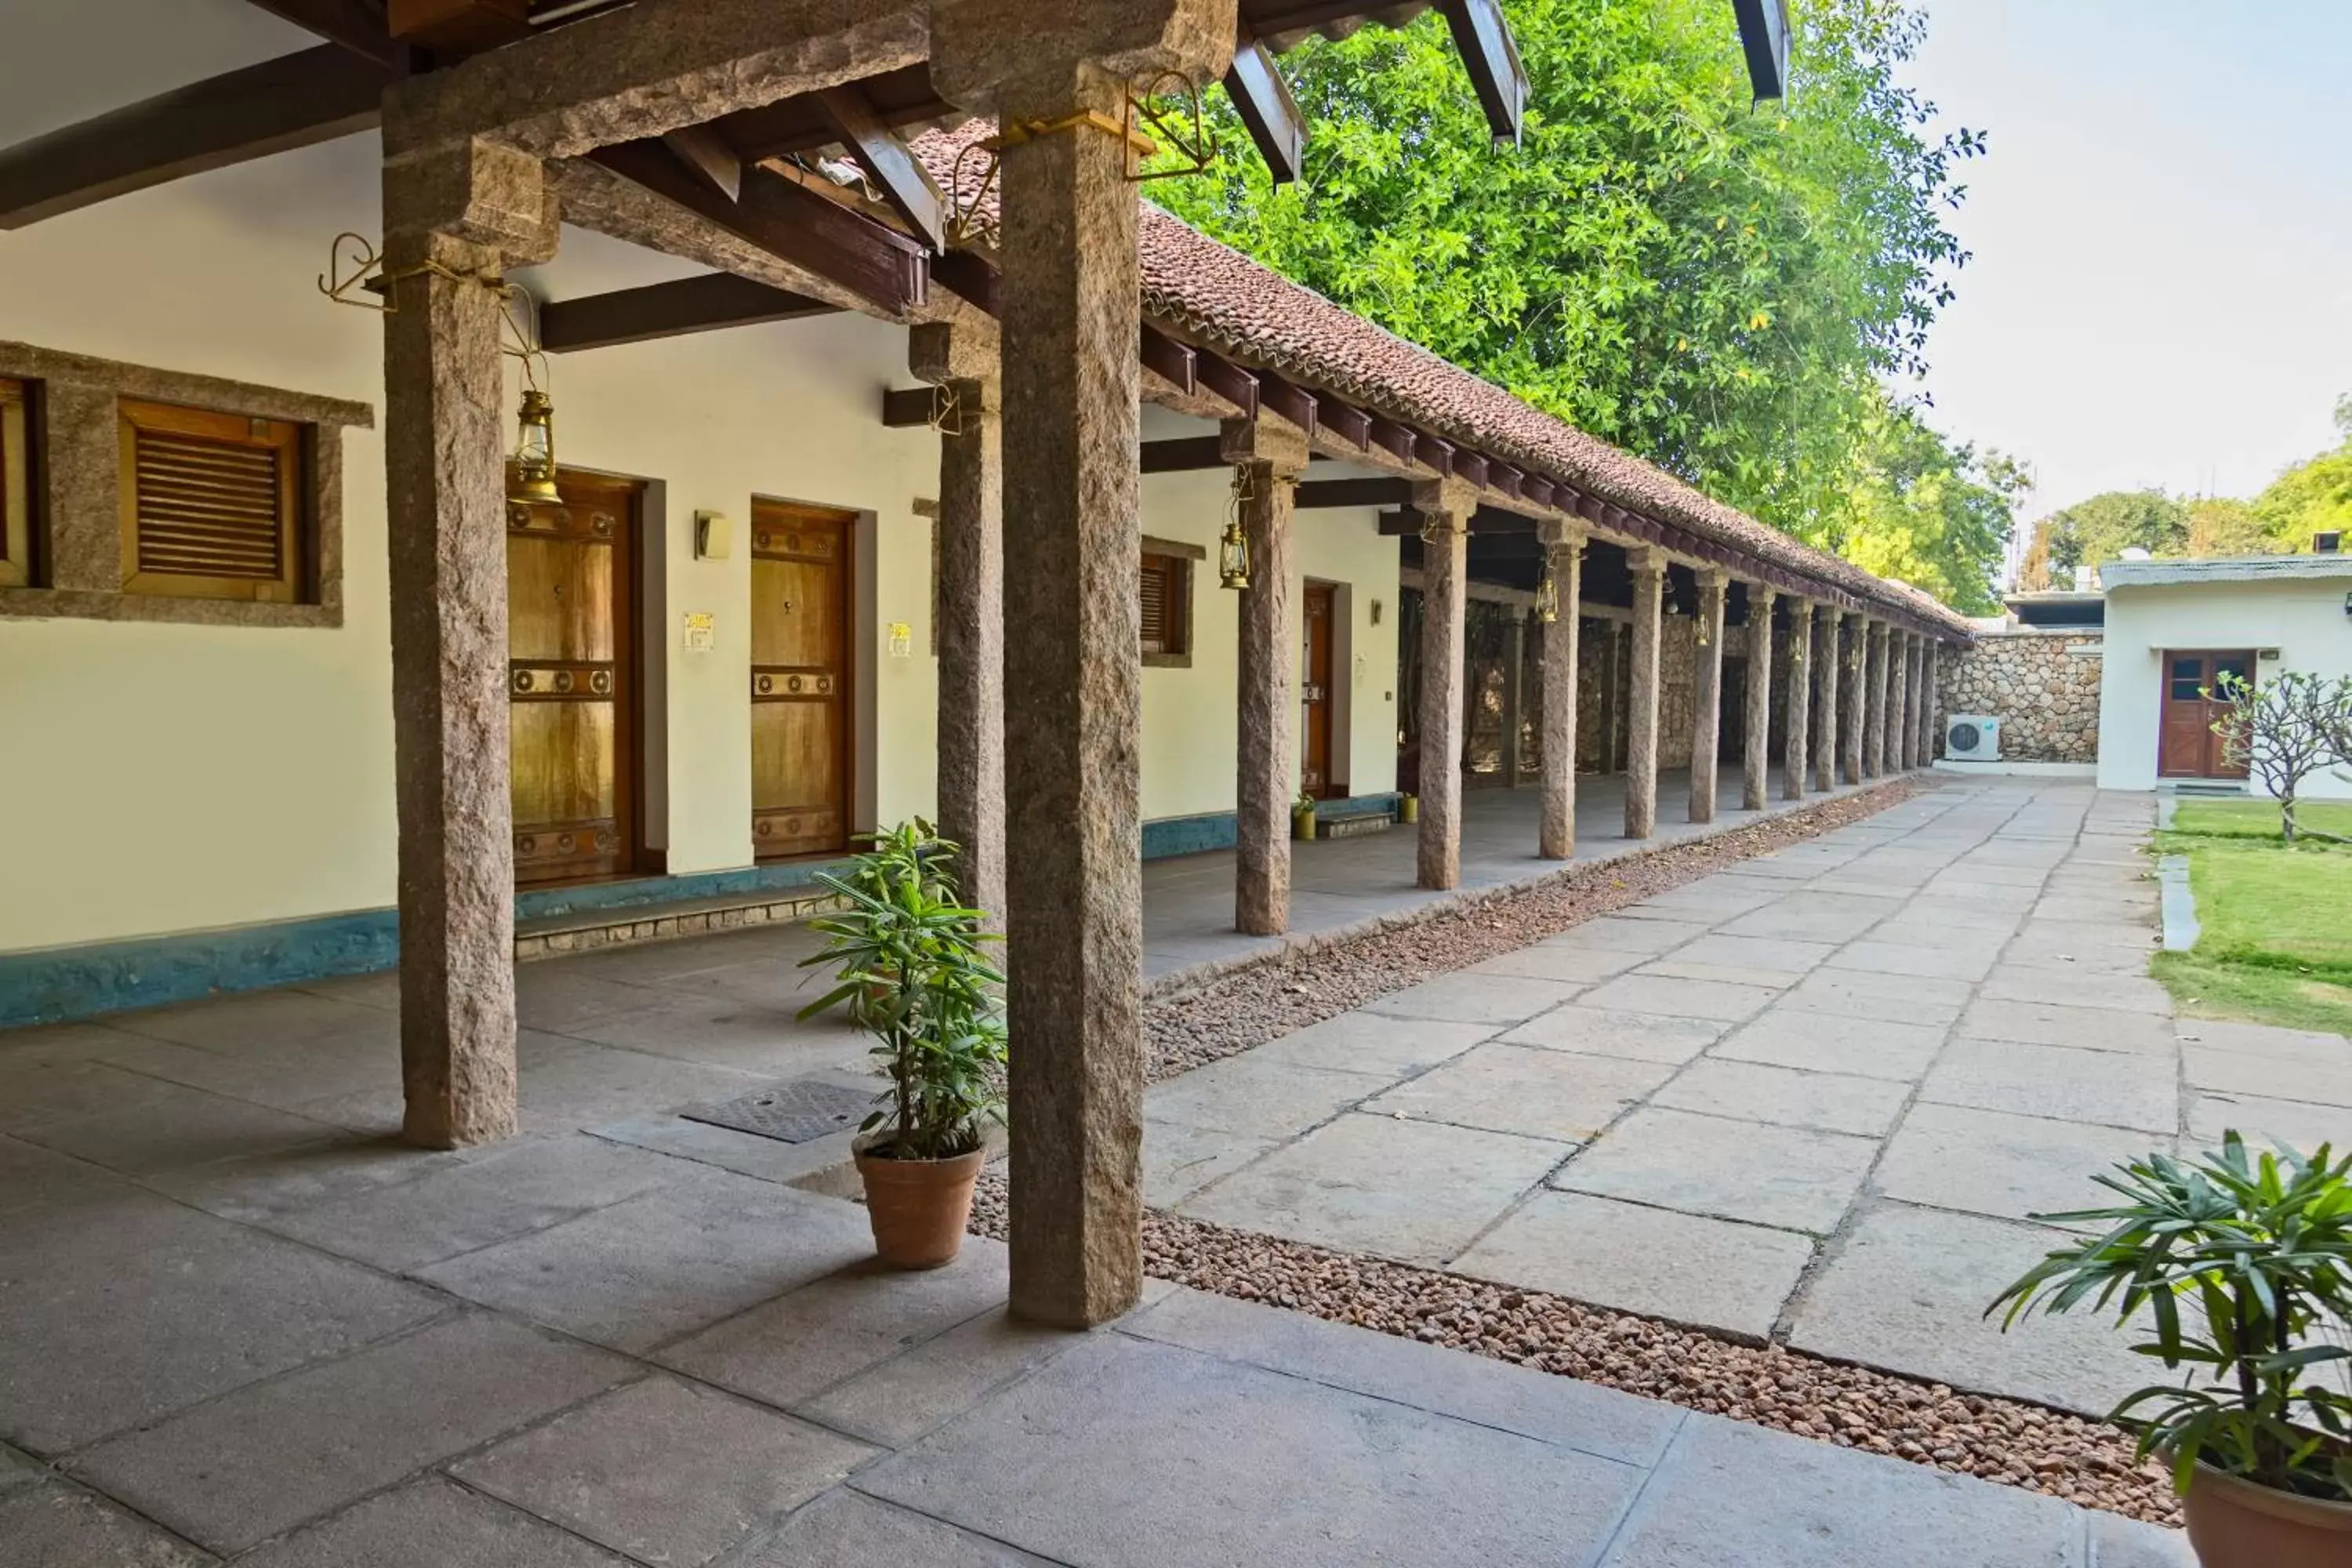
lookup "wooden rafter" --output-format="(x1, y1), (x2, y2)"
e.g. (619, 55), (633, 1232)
(1140, 436), (1229, 473)
(660, 125), (742, 202)
(1221, 39), (1306, 185)
(814, 85), (946, 251)
(540, 274), (834, 353)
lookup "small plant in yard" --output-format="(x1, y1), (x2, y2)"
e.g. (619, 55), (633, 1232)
(2207, 671), (2352, 844)
(799, 822), (1006, 1267)
(1988, 1134), (2352, 1565)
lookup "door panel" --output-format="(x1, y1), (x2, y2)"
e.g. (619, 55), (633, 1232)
(750, 502), (852, 859)
(2158, 651), (2253, 779)
(507, 472), (637, 886)
(1301, 583), (1336, 798)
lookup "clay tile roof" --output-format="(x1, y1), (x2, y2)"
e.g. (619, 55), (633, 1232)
(911, 122), (1969, 637)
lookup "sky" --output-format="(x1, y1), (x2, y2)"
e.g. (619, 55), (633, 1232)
(1896, 1), (2352, 539)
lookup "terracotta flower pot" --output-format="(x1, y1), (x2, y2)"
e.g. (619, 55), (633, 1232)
(2183, 1462), (2352, 1568)
(854, 1142), (985, 1269)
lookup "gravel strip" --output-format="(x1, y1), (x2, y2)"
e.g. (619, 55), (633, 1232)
(1147, 779), (1927, 1082)
(966, 1174), (2179, 1526)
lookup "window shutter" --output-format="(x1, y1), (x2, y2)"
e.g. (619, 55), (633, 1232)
(119, 400), (302, 601)
(0, 379), (27, 590)
(1139, 554), (1171, 654)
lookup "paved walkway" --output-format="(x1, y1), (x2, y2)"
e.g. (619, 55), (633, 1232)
(1147, 779), (2352, 1414)
(1144, 763), (1857, 978)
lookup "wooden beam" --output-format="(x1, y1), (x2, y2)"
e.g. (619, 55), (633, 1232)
(715, 63), (952, 161)
(1195, 350), (1261, 419)
(541, 273), (834, 352)
(1256, 369), (1319, 440)
(387, 0), (531, 53)
(1732, 0), (1792, 101)
(883, 387), (944, 427)
(591, 142), (927, 317)
(1222, 38), (1306, 185)
(1319, 399), (1372, 449)
(1440, 0), (1529, 143)
(1453, 450), (1489, 488)
(241, 0), (400, 63)
(1142, 436), (1232, 473)
(933, 249), (998, 314)
(1414, 432), (1455, 474)
(0, 45), (392, 230)
(1378, 510), (1417, 536)
(815, 84), (946, 251)
(661, 125), (742, 202)
(1140, 325), (1197, 395)
(1297, 477), (1410, 510)
(1488, 461), (1523, 499)
(1367, 415), (1418, 465)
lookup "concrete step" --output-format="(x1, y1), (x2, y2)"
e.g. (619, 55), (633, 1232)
(514, 885), (839, 960)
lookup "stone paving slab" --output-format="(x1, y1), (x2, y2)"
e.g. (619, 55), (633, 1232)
(76, 1312), (633, 1555)
(2185, 1043), (2352, 1108)
(1711, 1008), (1946, 1081)
(1960, 998), (2177, 1057)
(1550, 1107), (1878, 1234)
(1875, 1102), (2165, 1225)
(2172, 1017), (2352, 1062)
(1777, 968), (1976, 1027)
(1243, 1011), (1497, 1078)
(855, 1332), (1649, 1568)
(791, 1302), (1109, 1450)
(1361, 971), (1586, 1025)
(1497, 1005), (1730, 1063)
(1179, 1112), (1570, 1264)
(1825, 939), (2001, 983)
(2, 1481), (213, 1567)
(235, 1478), (635, 1568)
(1145, 1053), (1385, 1141)
(1549, 915), (1715, 953)
(1788, 1203), (2153, 1417)
(736, 1489), (1055, 1566)
(1141, 1117), (1284, 1207)
(452, 1374), (873, 1567)
(1652, 1058), (1911, 1137)
(2187, 1091), (2352, 1152)
(1980, 967), (2173, 1014)
(1463, 942), (1644, 983)
(1576, 972), (1780, 1022)
(1450, 1190), (1815, 1341)
(1366, 1041), (1671, 1143)
(1922, 1039), (2180, 1135)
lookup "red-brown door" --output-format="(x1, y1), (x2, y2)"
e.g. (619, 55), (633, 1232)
(2158, 650), (2252, 779)
(1301, 582), (1338, 798)
(750, 499), (853, 859)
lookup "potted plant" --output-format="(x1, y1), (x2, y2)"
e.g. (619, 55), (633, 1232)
(1291, 790), (1318, 840)
(798, 824), (1007, 1269)
(1988, 1134), (2352, 1566)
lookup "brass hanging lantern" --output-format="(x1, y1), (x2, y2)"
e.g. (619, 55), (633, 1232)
(1218, 516), (1250, 590)
(1533, 554), (1560, 623)
(509, 387), (560, 506)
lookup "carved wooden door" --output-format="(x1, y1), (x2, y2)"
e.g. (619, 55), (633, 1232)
(1301, 581), (1337, 797)
(507, 470), (638, 886)
(750, 500), (853, 859)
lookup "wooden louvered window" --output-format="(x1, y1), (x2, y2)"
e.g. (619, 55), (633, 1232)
(0, 378), (29, 589)
(118, 398), (305, 601)
(1141, 549), (1191, 659)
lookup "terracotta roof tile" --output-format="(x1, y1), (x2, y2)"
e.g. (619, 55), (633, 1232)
(912, 122), (1969, 637)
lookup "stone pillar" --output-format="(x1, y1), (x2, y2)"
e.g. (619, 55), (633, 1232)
(1742, 586), (1777, 811)
(1780, 596), (1812, 801)
(1224, 418), (1308, 936)
(1911, 636), (1931, 766)
(929, 2), (1232, 1328)
(1863, 621), (1889, 777)
(1840, 612), (1865, 786)
(382, 136), (555, 1151)
(1501, 610), (1527, 789)
(1891, 631), (1915, 771)
(1536, 524), (1584, 858)
(911, 325), (1004, 925)
(1922, 641), (1940, 761)
(1687, 569), (1727, 823)
(1812, 603), (1838, 791)
(1624, 548), (1665, 839)
(1415, 478), (1476, 888)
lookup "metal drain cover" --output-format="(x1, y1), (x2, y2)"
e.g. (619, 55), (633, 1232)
(681, 1076), (877, 1144)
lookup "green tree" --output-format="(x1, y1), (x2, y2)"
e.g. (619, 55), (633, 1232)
(2038, 490), (2189, 584)
(2252, 394), (2352, 550)
(2184, 496), (2279, 557)
(1825, 404), (2016, 614)
(1151, 0), (1999, 598)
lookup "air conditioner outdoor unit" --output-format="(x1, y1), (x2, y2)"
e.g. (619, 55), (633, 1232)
(1946, 715), (2001, 762)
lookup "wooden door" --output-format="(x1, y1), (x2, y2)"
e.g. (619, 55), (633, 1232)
(1301, 582), (1338, 798)
(507, 470), (638, 886)
(2158, 650), (2252, 779)
(750, 501), (853, 859)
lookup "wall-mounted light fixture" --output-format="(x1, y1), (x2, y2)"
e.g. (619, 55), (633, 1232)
(1533, 555), (1560, 623)
(509, 388), (559, 504)
(1218, 465), (1254, 590)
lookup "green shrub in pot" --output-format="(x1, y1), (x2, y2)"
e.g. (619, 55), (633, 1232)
(1987, 1134), (2352, 1564)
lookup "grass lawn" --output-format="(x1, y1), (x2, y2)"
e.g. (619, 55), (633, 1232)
(2153, 804), (2352, 1035)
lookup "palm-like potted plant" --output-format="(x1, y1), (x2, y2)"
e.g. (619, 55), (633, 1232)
(1988, 1134), (2352, 1566)
(798, 822), (1006, 1269)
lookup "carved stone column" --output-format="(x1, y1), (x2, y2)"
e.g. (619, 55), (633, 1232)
(1687, 569), (1727, 823)
(1624, 548), (1665, 839)
(1224, 417), (1308, 936)
(1890, 630), (1914, 771)
(1863, 621), (1889, 777)
(1536, 523), (1584, 859)
(1922, 641), (1941, 762)
(1742, 586), (1777, 811)
(1812, 603), (1838, 790)
(1416, 477), (1476, 888)
(1840, 612), (1865, 786)
(1911, 635), (1931, 767)
(1781, 595), (1811, 801)
(928, 0), (1232, 1328)
(911, 323), (1004, 925)
(1501, 609), (1527, 789)
(382, 135), (555, 1151)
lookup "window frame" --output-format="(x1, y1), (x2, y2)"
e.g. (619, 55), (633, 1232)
(1140, 534), (1204, 668)
(118, 398), (307, 604)
(0, 378), (29, 589)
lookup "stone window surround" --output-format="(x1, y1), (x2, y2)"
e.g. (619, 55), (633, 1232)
(0, 340), (373, 629)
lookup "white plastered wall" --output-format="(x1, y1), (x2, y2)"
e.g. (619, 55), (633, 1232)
(2097, 575), (2352, 797)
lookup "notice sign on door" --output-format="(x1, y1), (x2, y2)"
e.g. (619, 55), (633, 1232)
(682, 611), (716, 652)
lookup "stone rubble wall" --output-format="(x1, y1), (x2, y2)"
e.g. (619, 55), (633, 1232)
(1936, 629), (2103, 763)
